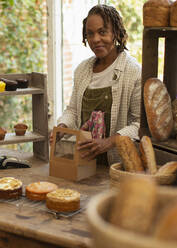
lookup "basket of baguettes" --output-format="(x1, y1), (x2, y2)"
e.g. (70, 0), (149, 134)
(110, 135), (177, 188)
(110, 75), (177, 188)
(87, 175), (177, 248)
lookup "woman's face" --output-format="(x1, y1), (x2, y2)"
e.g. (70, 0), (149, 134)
(85, 14), (115, 59)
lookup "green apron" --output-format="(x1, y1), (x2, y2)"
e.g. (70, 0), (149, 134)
(81, 86), (112, 165)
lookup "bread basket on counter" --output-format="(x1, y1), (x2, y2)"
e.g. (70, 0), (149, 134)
(110, 162), (177, 189)
(87, 188), (177, 248)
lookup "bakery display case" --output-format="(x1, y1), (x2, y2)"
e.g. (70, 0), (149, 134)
(140, 26), (177, 159)
(0, 72), (49, 161)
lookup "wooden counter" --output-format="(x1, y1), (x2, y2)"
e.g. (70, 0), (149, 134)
(0, 149), (110, 248)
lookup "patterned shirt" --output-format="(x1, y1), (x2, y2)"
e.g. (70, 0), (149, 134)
(57, 50), (142, 165)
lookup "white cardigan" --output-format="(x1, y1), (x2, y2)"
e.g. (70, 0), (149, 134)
(58, 51), (141, 165)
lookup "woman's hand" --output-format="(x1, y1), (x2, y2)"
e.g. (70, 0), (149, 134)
(49, 123), (68, 145)
(77, 135), (118, 160)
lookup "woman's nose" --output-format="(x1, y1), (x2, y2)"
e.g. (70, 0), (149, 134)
(92, 33), (101, 42)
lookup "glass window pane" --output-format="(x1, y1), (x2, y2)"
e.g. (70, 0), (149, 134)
(62, 0), (100, 109)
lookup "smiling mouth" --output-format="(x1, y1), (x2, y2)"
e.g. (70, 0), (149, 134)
(94, 46), (104, 51)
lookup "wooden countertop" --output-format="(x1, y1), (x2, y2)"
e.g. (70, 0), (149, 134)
(0, 149), (110, 248)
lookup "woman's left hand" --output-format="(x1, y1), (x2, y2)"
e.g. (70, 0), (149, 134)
(77, 136), (116, 160)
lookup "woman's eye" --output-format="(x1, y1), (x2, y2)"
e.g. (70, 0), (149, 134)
(86, 32), (93, 38)
(99, 30), (106, 35)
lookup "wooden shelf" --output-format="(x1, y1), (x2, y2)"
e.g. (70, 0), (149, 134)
(0, 132), (46, 145)
(0, 87), (44, 96)
(144, 27), (177, 31)
(152, 138), (177, 154)
(143, 27), (177, 38)
(140, 27), (177, 156)
(0, 72), (49, 161)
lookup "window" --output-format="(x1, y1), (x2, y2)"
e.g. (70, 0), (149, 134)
(47, 0), (107, 126)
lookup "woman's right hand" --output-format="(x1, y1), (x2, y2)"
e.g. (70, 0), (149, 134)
(49, 123), (68, 145)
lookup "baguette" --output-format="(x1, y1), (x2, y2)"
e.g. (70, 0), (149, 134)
(156, 161), (177, 177)
(139, 136), (157, 174)
(115, 135), (144, 172)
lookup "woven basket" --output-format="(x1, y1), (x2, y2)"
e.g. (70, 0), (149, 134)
(87, 188), (177, 248)
(110, 163), (177, 189)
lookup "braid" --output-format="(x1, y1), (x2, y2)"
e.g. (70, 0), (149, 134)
(82, 4), (128, 52)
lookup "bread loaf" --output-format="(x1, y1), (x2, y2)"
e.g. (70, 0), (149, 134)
(170, 1), (177, 27)
(109, 176), (158, 234)
(143, 0), (171, 27)
(154, 201), (177, 241)
(156, 161), (177, 177)
(115, 135), (144, 172)
(139, 136), (157, 174)
(172, 98), (177, 135)
(144, 78), (173, 141)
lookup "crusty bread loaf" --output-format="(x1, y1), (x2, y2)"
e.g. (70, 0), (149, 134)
(109, 176), (158, 234)
(170, 1), (177, 27)
(139, 136), (157, 174)
(154, 201), (177, 241)
(143, 0), (171, 27)
(115, 135), (144, 172)
(144, 78), (173, 141)
(156, 161), (177, 177)
(172, 98), (177, 135)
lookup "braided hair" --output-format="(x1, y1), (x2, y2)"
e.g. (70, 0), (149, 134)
(82, 4), (128, 52)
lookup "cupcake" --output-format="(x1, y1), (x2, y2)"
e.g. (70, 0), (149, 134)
(14, 123), (28, 136)
(0, 127), (7, 140)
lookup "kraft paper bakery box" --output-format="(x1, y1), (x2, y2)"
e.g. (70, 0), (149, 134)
(49, 127), (96, 181)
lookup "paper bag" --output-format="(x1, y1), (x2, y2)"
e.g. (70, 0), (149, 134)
(49, 127), (96, 181)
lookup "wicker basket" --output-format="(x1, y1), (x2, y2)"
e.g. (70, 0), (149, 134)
(87, 188), (177, 248)
(110, 163), (177, 189)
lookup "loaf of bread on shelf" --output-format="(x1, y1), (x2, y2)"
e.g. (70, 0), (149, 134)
(170, 1), (177, 27)
(139, 136), (157, 174)
(115, 135), (144, 172)
(144, 77), (173, 141)
(154, 201), (177, 241)
(143, 0), (171, 27)
(172, 98), (177, 135)
(109, 175), (158, 234)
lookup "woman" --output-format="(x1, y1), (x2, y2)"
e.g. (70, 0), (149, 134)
(50, 4), (141, 165)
